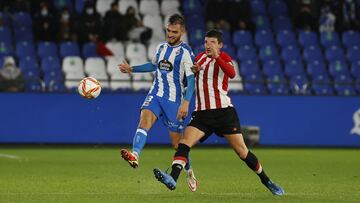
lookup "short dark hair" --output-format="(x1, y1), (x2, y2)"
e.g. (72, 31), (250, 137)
(168, 14), (185, 27)
(205, 29), (223, 43)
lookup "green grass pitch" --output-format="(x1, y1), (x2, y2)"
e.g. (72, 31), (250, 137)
(0, 146), (360, 202)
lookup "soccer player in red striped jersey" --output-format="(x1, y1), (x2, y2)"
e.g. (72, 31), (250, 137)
(153, 30), (285, 195)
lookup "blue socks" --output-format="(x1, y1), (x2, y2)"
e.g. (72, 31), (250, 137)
(132, 128), (148, 157)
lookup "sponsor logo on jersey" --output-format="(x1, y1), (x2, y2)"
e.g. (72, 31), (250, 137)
(158, 60), (173, 73)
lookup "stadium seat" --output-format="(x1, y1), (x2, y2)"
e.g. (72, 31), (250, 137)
(0, 27), (12, 44)
(312, 83), (335, 95)
(0, 12), (12, 28)
(307, 60), (327, 77)
(263, 60), (283, 76)
(41, 56), (61, 73)
(53, 0), (73, 11)
(0, 41), (13, 57)
(38, 42), (58, 58)
(237, 45), (257, 61)
(298, 31), (319, 48)
(60, 41), (80, 58)
(105, 41), (125, 59)
(228, 60), (244, 92)
(268, 0), (288, 17)
(44, 70), (64, 91)
(284, 60), (305, 77)
(289, 74), (311, 95)
(82, 42), (99, 59)
(142, 14), (165, 42)
(186, 15), (206, 30)
(182, 0), (204, 15)
(351, 60), (360, 79)
(188, 28), (206, 47)
(119, 0), (139, 15)
(272, 16), (293, 32)
(14, 26), (34, 42)
(347, 45), (360, 63)
(132, 72), (153, 91)
(250, 0), (267, 16)
(139, 0), (160, 15)
(281, 45), (301, 63)
(147, 42), (159, 60)
(259, 45), (280, 62)
(320, 31), (341, 48)
(244, 82), (267, 94)
(96, 0), (113, 16)
(193, 45), (203, 56)
(303, 45), (324, 63)
(329, 60), (350, 77)
(255, 30), (275, 47)
(62, 56), (84, 80)
(253, 15), (271, 30)
(233, 30), (253, 47)
(19, 56), (39, 71)
(267, 83), (289, 95)
(125, 42), (147, 61)
(75, 0), (95, 14)
(84, 57), (107, 81)
(276, 30), (297, 47)
(160, 0), (180, 16)
(325, 46), (345, 62)
(222, 44), (236, 59)
(342, 30), (360, 48)
(13, 12), (32, 28)
(335, 85), (356, 96)
(16, 41), (36, 58)
(24, 81), (42, 92)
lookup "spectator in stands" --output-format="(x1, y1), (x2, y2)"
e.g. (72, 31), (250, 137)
(0, 56), (23, 92)
(58, 7), (77, 42)
(294, 3), (318, 31)
(226, 0), (254, 32)
(89, 34), (114, 58)
(33, 1), (57, 41)
(340, 0), (360, 31)
(319, 0), (340, 32)
(78, 3), (102, 44)
(205, 0), (231, 31)
(103, 2), (127, 42)
(124, 6), (152, 43)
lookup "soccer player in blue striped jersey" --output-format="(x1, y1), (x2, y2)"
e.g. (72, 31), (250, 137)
(118, 14), (198, 192)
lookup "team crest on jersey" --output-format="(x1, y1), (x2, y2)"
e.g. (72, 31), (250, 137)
(158, 59), (173, 73)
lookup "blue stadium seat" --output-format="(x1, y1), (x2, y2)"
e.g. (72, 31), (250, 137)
(188, 28), (205, 47)
(41, 56), (61, 73)
(22, 68), (41, 82)
(320, 31), (340, 48)
(347, 45), (360, 63)
(303, 45), (324, 63)
(255, 29), (275, 47)
(312, 73), (331, 84)
(245, 82), (267, 94)
(312, 83), (335, 95)
(13, 12), (32, 28)
(276, 30), (297, 47)
(243, 72), (264, 83)
(307, 60), (327, 77)
(281, 45), (301, 62)
(237, 45), (257, 61)
(44, 70), (64, 91)
(222, 44), (236, 59)
(24, 81), (42, 92)
(233, 30), (253, 47)
(193, 45), (203, 56)
(240, 59), (261, 76)
(0, 27), (12, 44)
(342, 30), (360, 48)
(19, 56), (39, 71)
(333, 74), (354, 96)
(53, 0), (73, 11)
(183, 0), (204, 15)
(14, 26), (34, 42)
(289, 74), (311, 95)
(329, 60), (350, 77)
(284, 60), (305, 77)
(335, 85), (356, 96)
(263, 60), (283, 76)
(267, 83), (289, 95)
(186, 15), (206, 30)
(259, 45), (279, 62)
(250, 0), (267, 16)
(351, 60), (360, 79)
(0, 41), (13, 57)
(253, 15), (271, 30)
(60, 41), (80, 57)
(272, 16), (292, 32)
(82, 42), (99, 59)
(268, 0), (288, 17)
(16, 41), (36, 58)
(48, 80), (66, 92)
(0, 12), (12, 28)
(38, 42), (58, 58)
(325, 46), (345, 62)
(221, 31), (232, 45)
(298, 31), (319, 48)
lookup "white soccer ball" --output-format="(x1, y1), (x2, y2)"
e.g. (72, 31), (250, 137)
(78, 77), (101, 99)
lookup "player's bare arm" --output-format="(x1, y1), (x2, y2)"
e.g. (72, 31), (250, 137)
(177, 99), (190, 120)
(118, 60), (132, 73)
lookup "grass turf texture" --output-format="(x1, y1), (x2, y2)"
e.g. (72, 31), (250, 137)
(0, 146), (359, 203)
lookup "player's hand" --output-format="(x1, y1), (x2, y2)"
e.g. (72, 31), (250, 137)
(209, 44), (220, 59)
(118, 60), (132, 73)
(177, 100), (189, 120)
(191, 62), (202, 73)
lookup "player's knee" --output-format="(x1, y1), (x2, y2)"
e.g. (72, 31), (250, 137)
(138, 118), (152, 129)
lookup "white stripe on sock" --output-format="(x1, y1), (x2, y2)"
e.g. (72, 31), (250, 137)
(136, 128), (147, 136)
(172, 160), (186, 168)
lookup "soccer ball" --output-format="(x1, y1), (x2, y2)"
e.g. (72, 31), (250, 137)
(78, 77), (101, 99)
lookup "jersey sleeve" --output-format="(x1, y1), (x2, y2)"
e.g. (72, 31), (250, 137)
(181, 48), (195, 77)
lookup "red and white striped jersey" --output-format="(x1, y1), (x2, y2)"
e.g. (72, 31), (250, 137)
(194, 51), (235, 111)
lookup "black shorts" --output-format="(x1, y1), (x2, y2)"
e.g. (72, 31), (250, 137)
(188, 107), (242, 142)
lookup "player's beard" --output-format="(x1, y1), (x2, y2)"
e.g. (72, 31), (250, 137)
(168, 36), (182, 46)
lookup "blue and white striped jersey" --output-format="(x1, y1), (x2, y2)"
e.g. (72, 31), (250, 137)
(150, 42), (195, 103)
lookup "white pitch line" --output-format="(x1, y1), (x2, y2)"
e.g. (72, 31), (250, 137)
(0, 154), (20, 159)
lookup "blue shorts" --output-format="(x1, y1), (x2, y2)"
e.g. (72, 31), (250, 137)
(141, 94), (184, 133)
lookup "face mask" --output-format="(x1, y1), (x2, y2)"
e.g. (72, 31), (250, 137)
(86, 8), (94, 15)
(41, 9), (48, 16)
(62, 13), (70, 21)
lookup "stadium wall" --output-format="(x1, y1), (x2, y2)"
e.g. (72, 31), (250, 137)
(1, 93), (360, 147)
